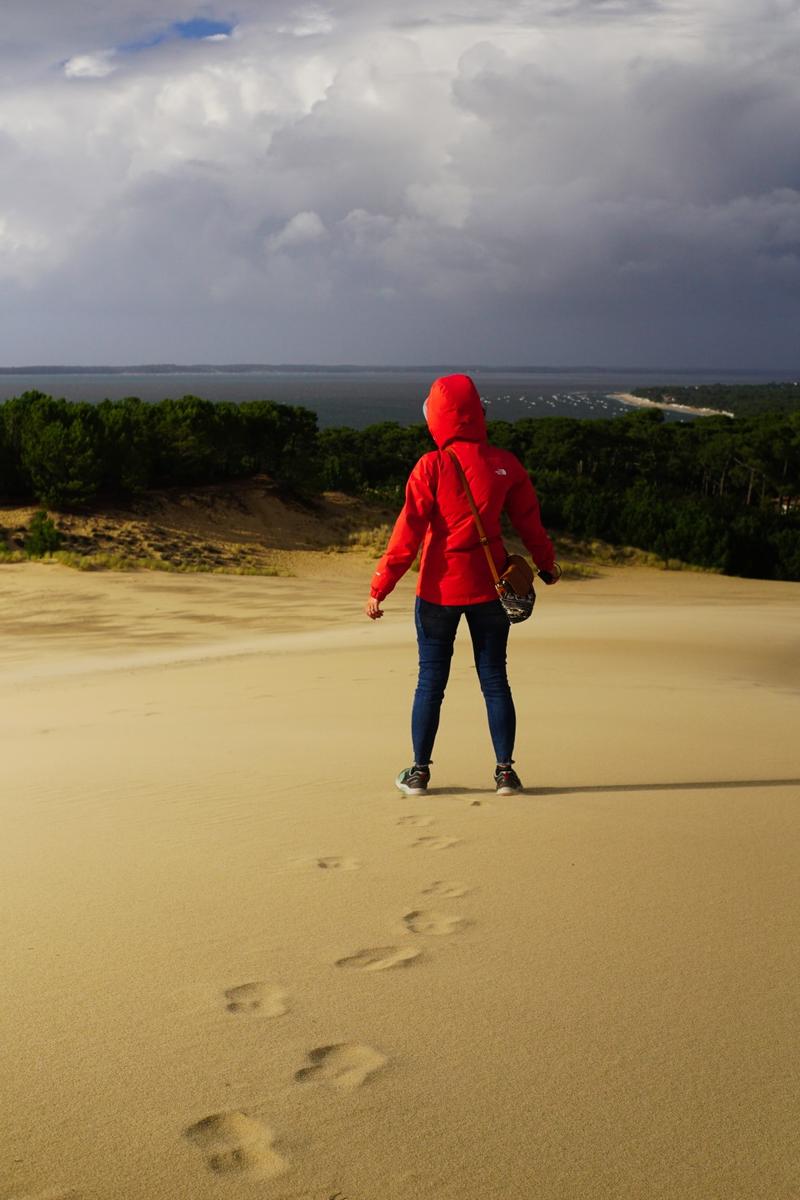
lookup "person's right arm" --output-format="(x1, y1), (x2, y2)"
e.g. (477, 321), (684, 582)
(504, 459), (557, 576)
(368, 455), (436, 604)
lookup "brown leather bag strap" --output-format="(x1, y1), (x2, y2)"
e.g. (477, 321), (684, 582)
(446, 447), (503, 593)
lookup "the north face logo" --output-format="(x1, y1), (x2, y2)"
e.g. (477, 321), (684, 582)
(495, 468), (507, 476)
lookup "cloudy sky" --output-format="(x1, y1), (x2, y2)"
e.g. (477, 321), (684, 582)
(1, 0), (799, 366)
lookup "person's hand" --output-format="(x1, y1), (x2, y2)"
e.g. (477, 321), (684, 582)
(365, 596), (384, 619)
(538, 563), (562, 585)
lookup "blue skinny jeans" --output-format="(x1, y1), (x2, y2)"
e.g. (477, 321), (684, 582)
(412, 596), (515, 766)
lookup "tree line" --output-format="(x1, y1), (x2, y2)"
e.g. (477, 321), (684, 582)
(0, 392), (318, 506)
(1, 390), (798, 580)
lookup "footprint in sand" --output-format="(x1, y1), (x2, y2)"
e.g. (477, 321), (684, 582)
(295, 1043), (388, 1090)
(422, 880), (471, 899)
(224, 982), (289, 1017)
(316, 856), (361, 871)
(412, 835), (461, 850)
(403, 909), (470, 936)
(184, 1112), (287, 1178)
(11, 1192), (82, 1199)
(335, 945), (421, 971)
(396, 814), (434, 827)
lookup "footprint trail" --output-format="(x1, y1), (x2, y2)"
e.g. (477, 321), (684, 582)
(316, 856), (361, 870)
(184, 1112), (287, 1178)
(295, 1043), (388, 1090)
(403, 909), (470, 936)
(412, 834), (462, 850)
(224, 982), (289, 1016)
(422, 880), (471, 899)
(335, 945), (422, 971)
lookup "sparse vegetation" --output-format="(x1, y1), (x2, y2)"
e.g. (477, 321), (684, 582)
(24, 510), (63, 557)
(48, 551), (287, 576)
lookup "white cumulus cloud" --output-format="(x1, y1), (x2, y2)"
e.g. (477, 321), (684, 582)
(63, 49), (117, 78)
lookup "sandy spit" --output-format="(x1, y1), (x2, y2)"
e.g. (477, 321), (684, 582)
(1, 561), (798, 1200)
(610, 390), (735, 418)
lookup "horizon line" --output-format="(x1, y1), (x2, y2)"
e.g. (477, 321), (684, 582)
(1, 363), (799, 376)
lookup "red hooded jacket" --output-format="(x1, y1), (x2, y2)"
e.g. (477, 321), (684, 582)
(370, 374), (555, 606)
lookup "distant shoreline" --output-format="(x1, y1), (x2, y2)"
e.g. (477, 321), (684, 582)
(609, 391), (735, 419)
(0, 364), (791, 380)
(0, 364), (666, 377)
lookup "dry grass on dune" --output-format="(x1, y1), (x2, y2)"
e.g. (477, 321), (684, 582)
(2, 480), (703, 579)
(0, 481), (399, 575)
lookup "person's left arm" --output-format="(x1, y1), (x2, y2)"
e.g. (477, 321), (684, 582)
(504, 458), (557, 577)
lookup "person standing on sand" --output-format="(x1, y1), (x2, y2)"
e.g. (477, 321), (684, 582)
(365, 373), (559, 796)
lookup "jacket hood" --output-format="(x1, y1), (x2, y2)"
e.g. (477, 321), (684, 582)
(424, 374), (487, 448)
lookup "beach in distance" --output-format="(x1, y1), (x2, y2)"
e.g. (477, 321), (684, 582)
(1, 555), (798, 1199)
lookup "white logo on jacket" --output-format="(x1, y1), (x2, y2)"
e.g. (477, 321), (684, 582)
(495, 468), (507, 476)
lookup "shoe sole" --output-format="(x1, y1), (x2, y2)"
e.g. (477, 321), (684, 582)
(396, 783), (428, 796)
(496, 785), (522, 795)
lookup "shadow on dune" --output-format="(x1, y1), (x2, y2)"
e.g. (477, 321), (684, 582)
(536, 778), (800, 796)
(438, 778), (800, 797)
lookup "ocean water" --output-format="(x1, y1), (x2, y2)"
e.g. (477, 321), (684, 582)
(0, 367), (780, 428)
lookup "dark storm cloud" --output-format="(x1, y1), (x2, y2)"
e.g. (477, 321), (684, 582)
(0, 0), (798, 364)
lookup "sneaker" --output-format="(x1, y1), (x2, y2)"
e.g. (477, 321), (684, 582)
(395, 764), (430, 795)
(494, 764), (523, 795)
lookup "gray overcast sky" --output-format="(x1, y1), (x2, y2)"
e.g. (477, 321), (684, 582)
(1, 0), (799, 367)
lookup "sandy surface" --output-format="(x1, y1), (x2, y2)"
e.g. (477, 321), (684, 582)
(1, 560), (798, 1200)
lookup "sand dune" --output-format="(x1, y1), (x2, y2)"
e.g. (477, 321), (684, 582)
(1, 561), (798, 1199)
